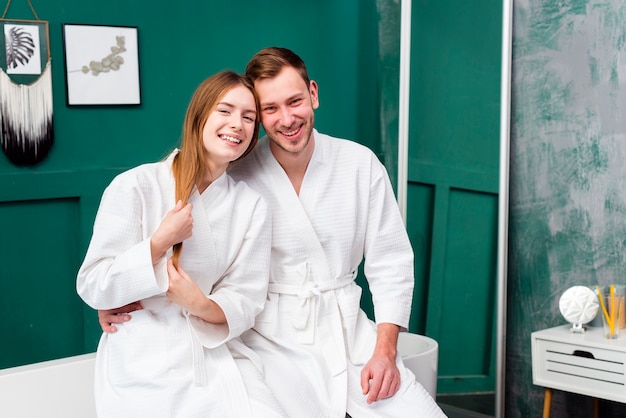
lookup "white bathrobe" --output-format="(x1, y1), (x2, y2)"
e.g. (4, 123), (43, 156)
(229, 131), (446, 417)
(77, 152), (284, 417)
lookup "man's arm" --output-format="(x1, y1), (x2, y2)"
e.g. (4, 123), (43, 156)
(360, 322), (402, 404)
(98, 302), (143, 333)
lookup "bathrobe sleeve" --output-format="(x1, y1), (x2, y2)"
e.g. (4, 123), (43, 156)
(363, 155), (415, 329)
(76, 169), (169, 310)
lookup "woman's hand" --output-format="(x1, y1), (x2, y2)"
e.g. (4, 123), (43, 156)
(150, 200), (193, 263)
(166, 259), (226, 323)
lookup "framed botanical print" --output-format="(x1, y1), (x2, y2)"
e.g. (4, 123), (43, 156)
(0, 19), (49, 82)
(62, 24), (141, 106)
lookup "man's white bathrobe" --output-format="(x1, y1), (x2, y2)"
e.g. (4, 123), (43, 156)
(229, 131), (445, 417)
(77, 152), (284, 417)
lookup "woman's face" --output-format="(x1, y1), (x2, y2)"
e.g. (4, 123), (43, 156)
(202, 85), (257, 169)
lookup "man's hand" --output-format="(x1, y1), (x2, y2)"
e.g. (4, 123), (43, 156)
(98, 302), (143, 333)
(360, 323), (401, 404)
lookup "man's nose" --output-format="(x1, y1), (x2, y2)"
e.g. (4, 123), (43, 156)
(279, 107), (294, 126)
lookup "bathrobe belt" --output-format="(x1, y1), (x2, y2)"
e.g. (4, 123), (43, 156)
(184, 311), (209, 386)
(268, 270), (357, 345)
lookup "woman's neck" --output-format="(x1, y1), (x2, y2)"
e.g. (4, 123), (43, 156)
(197, 163), (227, 194)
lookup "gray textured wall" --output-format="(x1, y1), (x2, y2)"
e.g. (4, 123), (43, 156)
(508, 1), (626, 416)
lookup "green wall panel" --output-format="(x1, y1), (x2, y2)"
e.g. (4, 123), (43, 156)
(0, 169), (123, 363)
(410, 0), (501, 174)
(439, 190), (497, 375)
(406, 182), (435, 334)
(0, 198), (83, 368)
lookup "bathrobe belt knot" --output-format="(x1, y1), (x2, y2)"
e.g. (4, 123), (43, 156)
(268, 270), (357, 345)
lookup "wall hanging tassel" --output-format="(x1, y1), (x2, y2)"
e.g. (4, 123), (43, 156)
(0, 60), (52, 165)
(0, 0), (53, 165)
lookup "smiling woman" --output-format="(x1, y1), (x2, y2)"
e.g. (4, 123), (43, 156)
(75, 71), (284, 417)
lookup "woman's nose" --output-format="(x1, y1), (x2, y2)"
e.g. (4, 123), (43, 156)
(230, 114), (243, 130)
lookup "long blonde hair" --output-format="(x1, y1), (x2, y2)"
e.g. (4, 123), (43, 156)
(170, 71), (260, 266)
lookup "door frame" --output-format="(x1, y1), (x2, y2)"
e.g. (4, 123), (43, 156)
(396, 2), (512, 417)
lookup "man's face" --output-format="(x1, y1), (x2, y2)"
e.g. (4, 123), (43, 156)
(254, 66), (319, 156)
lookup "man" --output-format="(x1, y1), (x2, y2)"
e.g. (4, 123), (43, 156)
(99, 47), (445, 417)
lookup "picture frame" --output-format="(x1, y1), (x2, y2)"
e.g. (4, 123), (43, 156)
(0, 19), (49, 84)
(62, 24), (141, 106)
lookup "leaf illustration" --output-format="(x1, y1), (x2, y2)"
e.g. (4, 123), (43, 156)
(6, 27), (35, 69)
(81, 36), (126, 76)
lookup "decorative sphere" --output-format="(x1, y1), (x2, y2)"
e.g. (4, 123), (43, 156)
(559, 286), (599, 324)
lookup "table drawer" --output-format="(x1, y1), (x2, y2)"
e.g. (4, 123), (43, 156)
(533, 338), (626, 402)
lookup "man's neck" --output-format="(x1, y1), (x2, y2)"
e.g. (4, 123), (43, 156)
(270, 138), (315, 195)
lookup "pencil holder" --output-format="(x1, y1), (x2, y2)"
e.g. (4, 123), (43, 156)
(600, 294), (624, 339)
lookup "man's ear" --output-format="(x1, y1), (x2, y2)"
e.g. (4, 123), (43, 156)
(309, 80), (320, 110)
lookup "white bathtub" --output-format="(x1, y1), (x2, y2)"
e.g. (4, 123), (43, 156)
(397, 331), (439, 398)
(0, 353), (97, 418)
(0, 333), (439, 417)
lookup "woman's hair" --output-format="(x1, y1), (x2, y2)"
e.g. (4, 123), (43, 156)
(171, 71), (260, 265)
(245, 46), (310, 86)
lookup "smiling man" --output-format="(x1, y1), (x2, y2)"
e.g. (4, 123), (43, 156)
(228, 47), (445, 418)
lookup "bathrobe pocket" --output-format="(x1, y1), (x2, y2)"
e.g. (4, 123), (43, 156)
(106, 309), (169, 386)
(337, 283), (377, 365)
(253, 292), (279, 337)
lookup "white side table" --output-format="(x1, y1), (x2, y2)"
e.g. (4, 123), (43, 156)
(531, 325), (626, 418)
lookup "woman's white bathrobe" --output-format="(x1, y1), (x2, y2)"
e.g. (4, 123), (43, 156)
(229, 131), (445, 417)
(77, 152), (282, 417)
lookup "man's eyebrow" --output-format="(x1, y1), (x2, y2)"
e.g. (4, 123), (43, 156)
(260, 93), (303, 107)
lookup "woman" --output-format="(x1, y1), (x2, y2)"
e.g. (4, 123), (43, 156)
(76, 71), (284, 417)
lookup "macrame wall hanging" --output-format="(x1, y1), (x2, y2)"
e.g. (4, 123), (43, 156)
(0, 0), (52, 166)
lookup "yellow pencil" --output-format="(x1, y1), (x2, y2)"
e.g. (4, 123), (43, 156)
(597, 285), (614, 335)
(610, 284), (616, 335)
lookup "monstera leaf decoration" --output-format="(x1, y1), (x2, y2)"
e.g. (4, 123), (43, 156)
(6, 26), (35, 69)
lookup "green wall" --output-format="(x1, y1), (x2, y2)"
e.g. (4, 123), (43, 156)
(0, 0), (381, 367)
(0, 0), (379, 174)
